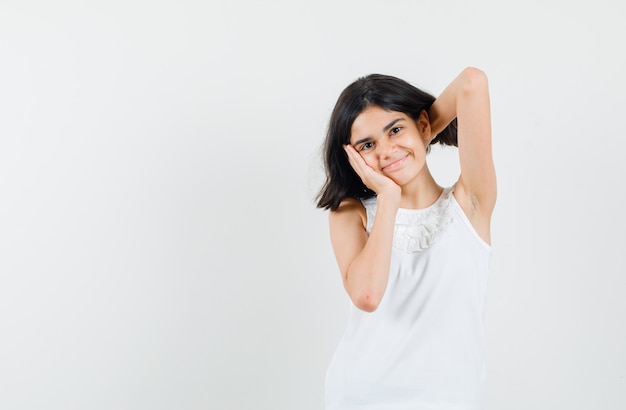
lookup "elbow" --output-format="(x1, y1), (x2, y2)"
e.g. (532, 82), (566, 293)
(352, 290), (383, 313)
(461, 67), (488, 93)
(343, 267), (387, 312)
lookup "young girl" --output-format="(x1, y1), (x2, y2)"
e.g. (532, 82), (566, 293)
(316, 67), (496, 409)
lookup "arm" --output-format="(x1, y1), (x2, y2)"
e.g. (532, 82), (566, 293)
(328, 145), (401, 312)
(329, 196), (397, 312)
(429, 67), (496, 242)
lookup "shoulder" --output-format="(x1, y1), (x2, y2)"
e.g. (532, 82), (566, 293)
(328, 198), (369, 263)
(329, 197), (367, 230)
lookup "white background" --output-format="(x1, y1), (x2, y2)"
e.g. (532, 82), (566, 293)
(1, 1), (625, 409)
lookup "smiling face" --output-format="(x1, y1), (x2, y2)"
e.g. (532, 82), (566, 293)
(350, 105), (432, 188)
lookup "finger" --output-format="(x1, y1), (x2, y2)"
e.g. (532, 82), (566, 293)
(343, 144), (358, 169)
(344, 144), (367, 169)
(344, 145), (367, 177)
(344, 145), (398, 194)
(344, 145), (383, 192)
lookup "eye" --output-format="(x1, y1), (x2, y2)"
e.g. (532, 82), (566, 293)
(390, 126), (402, 136)
(359, 141), (374, 151)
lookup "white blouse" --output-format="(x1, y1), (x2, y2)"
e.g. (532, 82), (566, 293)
(325, 186), (491, 410)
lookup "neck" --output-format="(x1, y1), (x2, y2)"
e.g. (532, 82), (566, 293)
(398, 166), (442, 209)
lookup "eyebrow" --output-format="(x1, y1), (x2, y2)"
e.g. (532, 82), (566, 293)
(352, 118), (404, 146)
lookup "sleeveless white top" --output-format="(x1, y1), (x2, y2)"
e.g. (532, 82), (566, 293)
(325, 186), (491, 410)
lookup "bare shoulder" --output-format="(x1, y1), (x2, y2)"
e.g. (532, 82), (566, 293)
(329, 197), (367, 230)
(328, 197), (369, 278)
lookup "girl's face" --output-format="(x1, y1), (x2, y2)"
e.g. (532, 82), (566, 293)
(350, 106), (431, 187)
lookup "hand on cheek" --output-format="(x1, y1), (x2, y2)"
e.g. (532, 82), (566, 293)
(344, 145), (400, 199)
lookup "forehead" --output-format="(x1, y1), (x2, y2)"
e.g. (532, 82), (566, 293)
(350, 106), (409, 143)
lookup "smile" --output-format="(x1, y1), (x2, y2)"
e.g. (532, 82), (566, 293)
(382, 154), (408, 172)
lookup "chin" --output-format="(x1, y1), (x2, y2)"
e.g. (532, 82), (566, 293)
(389, 175), (410, 187)
(391, 169), (423, 187)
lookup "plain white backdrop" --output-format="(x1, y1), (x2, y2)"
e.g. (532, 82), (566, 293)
(1, 1), (625, 409)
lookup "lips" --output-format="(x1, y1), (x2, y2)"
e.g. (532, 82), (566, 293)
(381, 154), (408, 172)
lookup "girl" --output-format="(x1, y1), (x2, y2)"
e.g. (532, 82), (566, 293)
(316, 67), (496, 409)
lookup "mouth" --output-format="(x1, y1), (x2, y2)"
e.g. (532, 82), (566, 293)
(381, 154), (408, 172)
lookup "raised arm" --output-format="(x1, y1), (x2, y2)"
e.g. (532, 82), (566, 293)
(428, 67), (496, 243)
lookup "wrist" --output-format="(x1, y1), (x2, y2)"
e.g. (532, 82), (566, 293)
(376, 186), (401, 208)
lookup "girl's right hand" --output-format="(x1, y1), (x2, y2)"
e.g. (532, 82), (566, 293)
(344, 144), (401, 202)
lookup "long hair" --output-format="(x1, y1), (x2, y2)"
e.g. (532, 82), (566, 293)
(316, 74), (457, 211)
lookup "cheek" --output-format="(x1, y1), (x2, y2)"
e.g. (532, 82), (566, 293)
(359, 153), (378, 169)
(413, 139), (428, 156)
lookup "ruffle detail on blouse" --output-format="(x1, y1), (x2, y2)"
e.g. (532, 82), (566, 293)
(363, 187), (455, 253)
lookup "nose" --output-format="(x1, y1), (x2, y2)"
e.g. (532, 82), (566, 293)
(377, 137), (395, 158)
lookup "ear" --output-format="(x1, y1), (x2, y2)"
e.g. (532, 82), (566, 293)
(416, 110), (432, 143)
